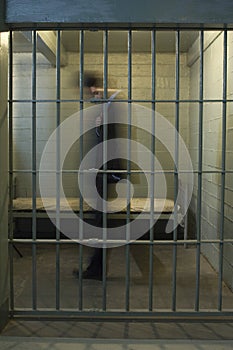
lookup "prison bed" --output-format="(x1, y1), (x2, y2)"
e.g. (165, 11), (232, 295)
(11, 196), (187, 240)
(12, 197), (175, 215)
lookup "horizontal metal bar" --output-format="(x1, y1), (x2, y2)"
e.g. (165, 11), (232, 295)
(9, 169), (233, 174)
(8, 97), (233, 103)
(11, 309), (233, 321)
(9, 238), (233, 245)
(10, 169), (188, 174)
(8, 24), (233, 31)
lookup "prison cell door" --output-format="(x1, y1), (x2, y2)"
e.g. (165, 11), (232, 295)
(8, 28), (233, 320)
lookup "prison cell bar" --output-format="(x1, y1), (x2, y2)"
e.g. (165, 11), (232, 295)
(10, 169), (233, 175)
(8, 30), (14, 315)
(149, 29), (156, 311)
(32, 30), (37, 311)
(10, 238), (233, 245)
(9, 98), (233, 104)
(55, 29), (61, 311)
(102, 29), (108, 311)
(195, 30), (204, 312)
(171, 29), (180, 312)
(78, 29), (84, 311)
(218, 29), (227, 311)
(125, 29), (132, 312)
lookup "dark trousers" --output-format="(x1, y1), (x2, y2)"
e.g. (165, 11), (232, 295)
(86, 173), (105, 274)
(87, 121), (121, 274)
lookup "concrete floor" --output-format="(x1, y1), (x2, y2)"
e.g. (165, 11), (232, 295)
(7, 243), (233, 311)
(1, 243), (233, 346)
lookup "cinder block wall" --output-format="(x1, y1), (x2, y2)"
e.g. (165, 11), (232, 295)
(12, 48), (190, 200)
(189, 31), (233, 291)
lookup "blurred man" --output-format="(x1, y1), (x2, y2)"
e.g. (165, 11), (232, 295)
(73, 73), (120, 280)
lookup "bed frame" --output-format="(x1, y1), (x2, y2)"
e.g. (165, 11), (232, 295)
(11, 192), (188, 241)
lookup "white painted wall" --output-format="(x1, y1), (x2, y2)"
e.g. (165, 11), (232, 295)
(188, 31), (233, 291)
(12, 47), (190, 200)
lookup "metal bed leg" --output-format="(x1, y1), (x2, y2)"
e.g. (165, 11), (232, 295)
(13, 244), (23, 258)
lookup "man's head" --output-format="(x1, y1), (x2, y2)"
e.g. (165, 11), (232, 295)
(84, 73), (103, 98)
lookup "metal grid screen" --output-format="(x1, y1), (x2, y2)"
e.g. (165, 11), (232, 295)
(8, 28), (233, 320)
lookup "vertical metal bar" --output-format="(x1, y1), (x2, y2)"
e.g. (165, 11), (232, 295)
(125, 29), (132, 312)
(32, 30), (37, 310)
(78, 29), (84, 311)
(102, 29), (108, 311)
(172, 29), (180, 311)
(55, 30), (61, 310)
(8, 30), (14, 314)
(218, 29), (227, 311)
(149, 29), (156, 311)
(195, 30), (204, 312)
